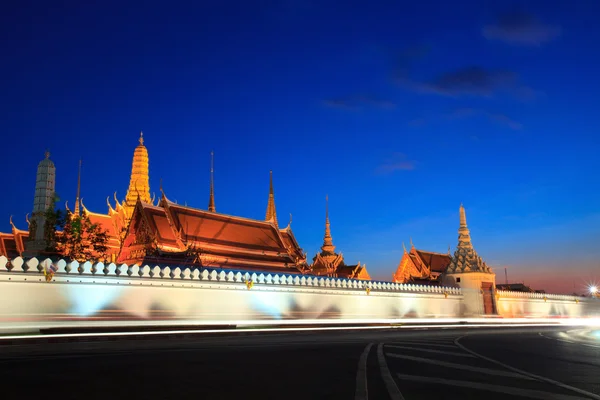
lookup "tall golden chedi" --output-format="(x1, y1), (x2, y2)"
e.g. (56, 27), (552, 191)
(76, 131), (156, 261)
(309, 196), (370, 279)
(441, 204), (496, 315)
(123, 132), (152, 217)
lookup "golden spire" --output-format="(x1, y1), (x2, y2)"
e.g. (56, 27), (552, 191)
(125, 131), (151, 211)
(74, 159), (82, 216)
(265, 170), (278, 228)
(321, 195), (335, 255)
(208, 150), (216, 212)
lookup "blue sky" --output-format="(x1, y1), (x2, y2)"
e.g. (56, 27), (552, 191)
(1, 0), (599, 293)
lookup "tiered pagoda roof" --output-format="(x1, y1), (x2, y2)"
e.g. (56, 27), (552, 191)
(118, 195), (307, 272)
(446, 204), (492, 274)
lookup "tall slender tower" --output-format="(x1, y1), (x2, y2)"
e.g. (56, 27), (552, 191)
(265, 170), (278, 228)
(73, 159), (82, 216)
(25, 151), (56, 254)
(123, 131), (151, 216)
(208, 151), (216, 212)
(321, 195), (335, 255)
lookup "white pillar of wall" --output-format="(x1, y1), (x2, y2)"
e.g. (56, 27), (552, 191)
(442, 272), (496, 317)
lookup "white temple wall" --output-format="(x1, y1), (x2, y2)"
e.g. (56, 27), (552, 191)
(495, 291), (600, 318)
(0, 256), (462, 333)
(0, 256), (598, 334)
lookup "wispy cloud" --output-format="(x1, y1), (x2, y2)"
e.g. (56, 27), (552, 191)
(322, 94), (396, 111)
(413, 107), (522, 130)
(376, 152), (416, 174)
(483, 12), (561, 46)
(448, 107), (523, 130)
(413, 66), (518, 97)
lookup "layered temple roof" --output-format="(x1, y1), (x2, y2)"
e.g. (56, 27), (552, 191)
(392, 242), (451, 284)
(118, 195), (307, 272)
(309, 197), (370, 280)
(446, 204), (492, 274)
(0, 217), (28, 259)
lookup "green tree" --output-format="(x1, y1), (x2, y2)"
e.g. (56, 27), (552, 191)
(56, 214), (109, 262)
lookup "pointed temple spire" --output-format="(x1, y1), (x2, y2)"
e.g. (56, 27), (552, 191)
(321, 195), (336, 255)
(208, 151), (216, 212)
(265, 170), (278, 228)
(457, 203), (472, 251)
(446, 203), (491, 274)
(124, 131), (151, 211)
(74, 159), (82, 216)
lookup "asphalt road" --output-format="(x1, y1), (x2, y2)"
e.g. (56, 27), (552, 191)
(1, 326), (599, 399)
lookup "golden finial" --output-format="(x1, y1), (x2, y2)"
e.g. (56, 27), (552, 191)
(44, 149), (50, 159)
(208, 150), (216, 212)
(139, 131), (144, 145)
(74, 158), (82, 216)
(402, 242), (407, 253)
(265, 170), (278, 227)
(409, 237), (414, 248)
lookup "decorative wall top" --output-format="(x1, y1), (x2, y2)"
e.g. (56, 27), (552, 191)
(496, 290), (583, 301)
(0, 256), (461, 295)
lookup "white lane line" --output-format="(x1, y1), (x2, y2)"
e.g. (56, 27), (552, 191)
(395, 374), (585, 400)
(385, 344), (475, 358)
(389, 341), (458, 349)
(539, 332), (600, 349)
(377, 343), (405, 400)
(355, 343), (373, 400)
(386, 352), (535, 380)
(455, 336), (600, 400)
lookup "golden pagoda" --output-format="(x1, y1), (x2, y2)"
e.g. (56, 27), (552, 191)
(309, 196), (370, 280)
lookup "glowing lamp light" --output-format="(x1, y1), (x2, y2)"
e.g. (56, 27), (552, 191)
(590, 286), (598, 296)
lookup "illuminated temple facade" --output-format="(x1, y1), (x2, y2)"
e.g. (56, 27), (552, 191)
(392, 242), (451, 284)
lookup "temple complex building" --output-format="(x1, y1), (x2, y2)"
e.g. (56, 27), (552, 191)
(392, 241), (451, 284)
(118, 185), (308, 273)
(308, 197), (370, 280)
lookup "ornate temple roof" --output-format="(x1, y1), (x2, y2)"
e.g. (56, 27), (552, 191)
(445, 204), (492, 274)
(414, 250), (452, 273)
(309, 196), (370, 280)
(118, 196), (307, 272)
(0, 217), (29, 258)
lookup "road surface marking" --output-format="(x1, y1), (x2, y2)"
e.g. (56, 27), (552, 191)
(389, 341), (458, 349)
(355, 343), (373, 400)
(455, 336), (600, 400)
(385, 344), (475, 358)
(386, 352), (535, 380)
(395, 374), (585, 400)
(377, 343), (405, 400)
(539, 332), (600, 349)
